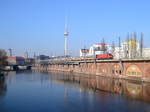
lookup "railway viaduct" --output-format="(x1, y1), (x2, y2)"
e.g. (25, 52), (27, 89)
(33, 59), (150, 82)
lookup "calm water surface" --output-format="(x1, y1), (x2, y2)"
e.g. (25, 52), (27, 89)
(0, 71), (150, 112)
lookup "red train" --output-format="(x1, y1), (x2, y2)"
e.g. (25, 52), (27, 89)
(96, 54), (113, 59)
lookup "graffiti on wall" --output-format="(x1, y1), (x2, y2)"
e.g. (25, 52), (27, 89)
(126, 65), (142, 77)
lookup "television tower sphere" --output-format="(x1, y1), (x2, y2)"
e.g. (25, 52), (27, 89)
(64, 31), (69, 36)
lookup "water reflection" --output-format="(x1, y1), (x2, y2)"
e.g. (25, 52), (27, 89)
(42, 71), (150, 103)
(0, 76), (7, 99)
(0, 71), (150, 112)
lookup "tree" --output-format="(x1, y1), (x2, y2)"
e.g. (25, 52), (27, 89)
(0, 49), (7, 68)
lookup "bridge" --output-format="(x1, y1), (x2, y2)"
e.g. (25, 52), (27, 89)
(5, 64), (32, 71)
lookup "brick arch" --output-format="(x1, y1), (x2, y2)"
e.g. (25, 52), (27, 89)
(125, 64), (142, 77)
(111, 64), (122, 75)
(97, 63), (109, 74)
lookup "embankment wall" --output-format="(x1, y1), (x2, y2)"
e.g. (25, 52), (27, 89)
(33, 60), (150, 82)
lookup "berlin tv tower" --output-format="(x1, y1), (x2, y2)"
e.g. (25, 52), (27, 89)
(64, 16), (69, 57)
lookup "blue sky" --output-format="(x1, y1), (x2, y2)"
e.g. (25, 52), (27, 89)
(0, 0), (150, 57)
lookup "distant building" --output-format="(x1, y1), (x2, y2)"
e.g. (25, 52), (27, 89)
(141, 48), (150, 58)
(8, 49), (12, 57)
(80, 49), (89, 57)
(25, 58), (35, 65)
(112, 41), (150, 59)
(80, 43), (110, 57)
(24, 51), (29, 59)
(113, 41), (140, 59)
(7, 57), (25, 65)
(36, 55), (50, 60)
(79, 41), (150, 59)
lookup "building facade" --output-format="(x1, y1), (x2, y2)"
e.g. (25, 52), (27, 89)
(80, 49), (89, 57)
(80, 43), (110, 58)
(7, 57), (25, 65)
(80, 41), (150, 59)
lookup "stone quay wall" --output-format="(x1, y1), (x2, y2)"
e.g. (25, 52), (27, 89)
(33, 60), (150, 82)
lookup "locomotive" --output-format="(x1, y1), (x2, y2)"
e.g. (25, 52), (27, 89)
(96, 53), (113, 59)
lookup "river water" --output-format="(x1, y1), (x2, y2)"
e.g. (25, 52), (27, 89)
(0, 71), (150, 112)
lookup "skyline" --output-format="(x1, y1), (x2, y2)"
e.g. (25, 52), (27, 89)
(1, 0), (150, 57)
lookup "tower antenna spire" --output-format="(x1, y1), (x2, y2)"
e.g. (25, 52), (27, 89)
(64, 15), (68, 33)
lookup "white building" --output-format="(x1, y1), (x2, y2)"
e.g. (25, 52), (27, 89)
(113, 41), (139, 59)
(80, 40), (150, 59)
(143, 48), (150, 58)
(80, 43), (110, 57)
(113, 41), (150, 59)
(80, 49), (89, 57)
